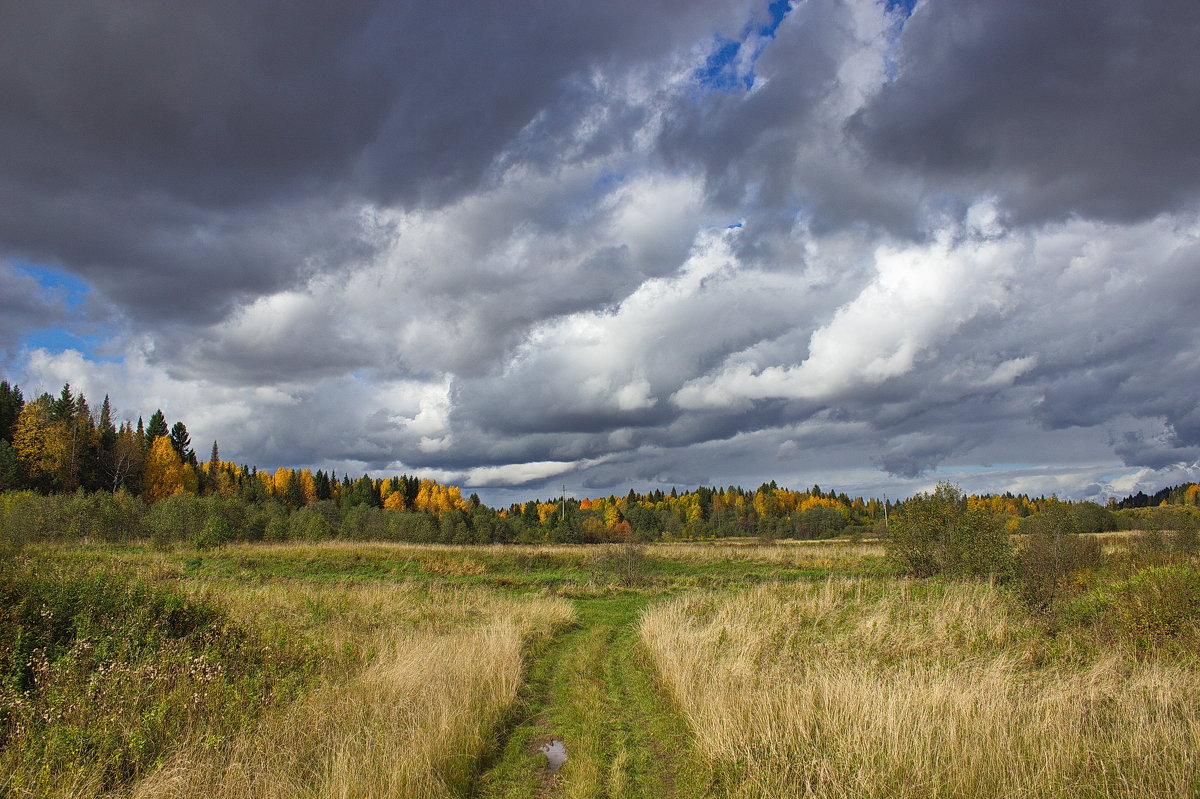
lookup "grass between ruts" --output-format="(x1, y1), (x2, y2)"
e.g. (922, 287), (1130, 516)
(473, 595), (711, 799)
(130, 590), (574, 799)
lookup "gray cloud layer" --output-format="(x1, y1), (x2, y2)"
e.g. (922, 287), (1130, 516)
(5, 0), (1200, 503)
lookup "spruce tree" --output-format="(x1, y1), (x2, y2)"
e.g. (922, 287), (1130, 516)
(51, 383), (75, 422)
(0, 381), (23, 442)
(206, 441), (220, 492)
(169, 421), (192, 462)
(146, 409), (168, 441)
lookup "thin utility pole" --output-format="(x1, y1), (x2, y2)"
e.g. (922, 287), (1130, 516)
(883, 493), (889, 530)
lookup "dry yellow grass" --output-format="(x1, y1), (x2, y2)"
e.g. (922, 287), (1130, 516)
(652, 540), (885, 570)
(641, 579), (1200, 798)
(130, 584), (574, 799)
(189, 538), (885, 565)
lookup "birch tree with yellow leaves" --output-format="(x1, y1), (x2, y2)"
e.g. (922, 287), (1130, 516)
(142, 435), (197, 502)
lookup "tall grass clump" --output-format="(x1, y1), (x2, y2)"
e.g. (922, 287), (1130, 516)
(0, 561), (312, 798)
(642, 579), (1200, 798)
(130, 588), (574, 799)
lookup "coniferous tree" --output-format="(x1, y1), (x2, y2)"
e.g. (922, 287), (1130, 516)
(97, 396), (116, 450)
(0, 380), (23, 442)
(0, 439), (20, 490)
(169, 421), (193, 463)
(51, 383), (74, 423)
(71, 393), (97, 491)
(206, 440), (219, 491)
(146, 409), (168, 441)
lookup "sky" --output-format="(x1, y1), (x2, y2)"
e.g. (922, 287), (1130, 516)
(2, 0), (1199, 507)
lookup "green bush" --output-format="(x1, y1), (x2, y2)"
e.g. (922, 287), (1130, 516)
(264, 512), (290, 542)
(1063, 563), (1200, 649)
(0, 491), (68, 545)
(144, 493), (208, 546)
(797, 505), (847, 539)
(289, 507), (335, 541)
(193, 514), (234, 550)
(1070, 500), (1117, 533)
(1110, 564), (1200, 642)
(886, 482), (1013, 579)
(945, 507), (1014, 579)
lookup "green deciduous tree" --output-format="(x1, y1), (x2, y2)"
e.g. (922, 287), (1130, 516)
(886, 481), (1013, 578)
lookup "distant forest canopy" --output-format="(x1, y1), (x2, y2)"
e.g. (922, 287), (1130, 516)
(1, 379), (1197, 546)
(1114, 483), (1200, 509)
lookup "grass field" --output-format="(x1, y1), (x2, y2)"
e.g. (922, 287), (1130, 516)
(642, 578), (1200, 797)
(2, 535), (1198, 798)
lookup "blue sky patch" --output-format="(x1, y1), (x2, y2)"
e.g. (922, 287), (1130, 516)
(885, 0), (918, 18)
(696, 37), (747, 91)
(16, 261), (90, 310)
(13, 262), (120, 361)
(695, 0), (796, 91)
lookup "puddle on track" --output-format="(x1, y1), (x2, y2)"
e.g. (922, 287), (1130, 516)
(538, 739), (567, 774)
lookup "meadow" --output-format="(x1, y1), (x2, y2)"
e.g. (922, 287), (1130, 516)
(2, 530), (1198, 798)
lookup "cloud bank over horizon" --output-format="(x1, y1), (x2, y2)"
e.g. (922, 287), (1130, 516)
(3, 0), (1199, 505)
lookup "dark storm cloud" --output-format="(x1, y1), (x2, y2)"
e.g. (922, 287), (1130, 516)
(10, 0), (1200, 504)
(851, 0), (1200, 224)
(0, 0), (743, 323)
(657, 0), (923, 238)
(1109, 429), (1197, 472)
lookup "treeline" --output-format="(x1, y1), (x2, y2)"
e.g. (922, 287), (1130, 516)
(1115, 482), (1200, 509)
(510, 483), (884, 542)
(1, 378), (1197, 548)
(0, 379), (897, 544)
(0, 380), (473, 510)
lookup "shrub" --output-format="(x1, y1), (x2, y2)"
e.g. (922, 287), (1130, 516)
(0, 492), (63, 544)
(383, 509), (438, 543)
(1070, 500), (1117, 533)
(886, 482), (1013, 579)
(1017, 503), (1102, 610)
(1065, 564), (1200, 649)
(886, 483), (963, 577)
(263, 513), (290, 542)
(288, 507), (334, 541)
(592, 542), (648, 587)
(144, 494), (207, 546)
(797, 505), (847, 539)
(945, 507), (1014, 579)
(193, 515), (234, 550)
(1108, 564), (1200, 643)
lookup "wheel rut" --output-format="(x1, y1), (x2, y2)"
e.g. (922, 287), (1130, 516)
(471, 595), (705, 799)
